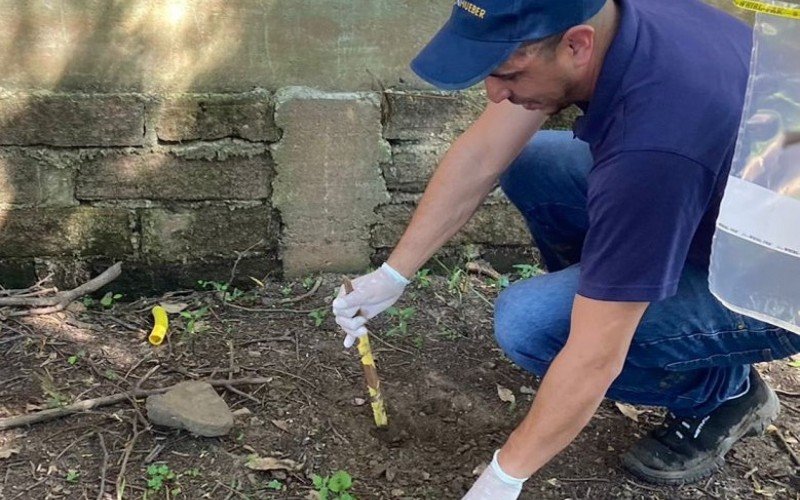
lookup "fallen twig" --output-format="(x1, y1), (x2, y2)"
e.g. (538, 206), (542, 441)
(769, 426), (800, 467)
(466, 261), (502, 280)
(97, 433), (109, 500)
(0, 263), (122, 316)
(277, 277), (322, 304)
(0, 376), (275, 431)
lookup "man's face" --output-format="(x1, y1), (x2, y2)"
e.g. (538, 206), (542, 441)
(484, 45), (581, 115)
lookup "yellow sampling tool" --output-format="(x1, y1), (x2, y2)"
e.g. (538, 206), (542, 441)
(343, 279), (389, 428)
(148, 305), (169, 346)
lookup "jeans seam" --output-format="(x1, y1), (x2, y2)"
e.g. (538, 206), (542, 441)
(634, 326), (784, 348)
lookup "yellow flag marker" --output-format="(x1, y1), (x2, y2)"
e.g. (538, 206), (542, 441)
(148, 305), (169, 346)
(343, 278), (389, 428)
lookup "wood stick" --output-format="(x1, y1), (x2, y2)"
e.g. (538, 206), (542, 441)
(0, 263), (122, 315)
(343, 279), (388, 428)
(0, 376), (274, 431)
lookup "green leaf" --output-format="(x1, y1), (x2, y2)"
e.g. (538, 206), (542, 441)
(100, 292), (114, 307)
(312, 474), (325, 489)
(328, 471), (352, 493)
(67, 355), (78, 365)
(266, 479), (283, 490)
(339, 493), (356, 500)
(789, 359), (800, 368)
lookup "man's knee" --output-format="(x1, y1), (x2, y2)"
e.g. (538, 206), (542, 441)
(494, 274), (574, 376)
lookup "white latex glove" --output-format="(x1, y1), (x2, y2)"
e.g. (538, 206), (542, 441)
(332, 263), (409, 348)
(462, 450), (527, 500)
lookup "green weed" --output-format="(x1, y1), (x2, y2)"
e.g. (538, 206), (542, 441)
(179, 307), (209, 335)
(67, 350), (86, 366)
(312, 470), (355, 500)
(414, 268), (432, 289)
(309, 308), (328, 327)
(386, 307), (415, 337)
(100, 292), (123, 308)
(198, 280), (244, 302)
(146, 464), (175, 492)
(513, 264), (544, 279)
(65, 469), (80, 483)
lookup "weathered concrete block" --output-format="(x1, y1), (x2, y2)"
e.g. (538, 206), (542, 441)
(383, 139), (448, 192)
(0, 94), (145, 146)
(77, 151), (273, 201)
(156, 94), (280, 142)
(0, 153), (76, 207)
(372, 201), (531, 248)
(383, 91), (485, 141)
(140, 206), (278, 261)
(273, 87), (390, 277)
(0, 207), (133, 258)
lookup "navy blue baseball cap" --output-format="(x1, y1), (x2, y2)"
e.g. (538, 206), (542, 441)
(411, 0), (607, 90)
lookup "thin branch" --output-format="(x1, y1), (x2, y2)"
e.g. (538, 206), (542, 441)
(0, 376), (275, 431)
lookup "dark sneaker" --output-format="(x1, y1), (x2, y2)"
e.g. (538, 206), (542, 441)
(621, 370), (780, 485)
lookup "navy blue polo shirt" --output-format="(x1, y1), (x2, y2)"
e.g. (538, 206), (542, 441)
(573, 0), (752, 302)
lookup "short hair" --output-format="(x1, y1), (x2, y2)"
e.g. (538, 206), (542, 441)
(521, 32), (566, 57)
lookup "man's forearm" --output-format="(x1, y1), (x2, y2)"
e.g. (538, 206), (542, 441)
(499, 345), (619, 478)
(497, 296), (649, 479)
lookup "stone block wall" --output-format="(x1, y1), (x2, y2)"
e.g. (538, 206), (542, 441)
(0, 87), (584, 291)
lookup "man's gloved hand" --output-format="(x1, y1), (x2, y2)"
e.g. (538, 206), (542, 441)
(462, 450), (527, 500)
(332, 263), (410, 348)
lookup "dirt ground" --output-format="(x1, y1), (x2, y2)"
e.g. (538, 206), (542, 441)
(0, 267), (798, 499)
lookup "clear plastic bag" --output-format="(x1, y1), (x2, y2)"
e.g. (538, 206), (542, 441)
(709, 0), (800, 334)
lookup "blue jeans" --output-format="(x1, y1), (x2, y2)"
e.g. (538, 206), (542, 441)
(495, 131), (800, 417)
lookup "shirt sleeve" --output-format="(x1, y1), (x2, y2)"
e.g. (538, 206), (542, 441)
(578, 150), (716, 302)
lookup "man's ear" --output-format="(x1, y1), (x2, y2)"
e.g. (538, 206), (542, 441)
(561, 25), (595, 67)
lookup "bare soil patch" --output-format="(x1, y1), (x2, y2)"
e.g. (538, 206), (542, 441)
(1, 271), (798, 499)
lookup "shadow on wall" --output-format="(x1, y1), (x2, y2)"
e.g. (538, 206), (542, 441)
(0, 1), (284, 293)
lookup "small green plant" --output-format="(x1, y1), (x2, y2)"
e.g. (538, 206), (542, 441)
(65, 469), (80, 483)
(414, 268), (433, 289)
(67, 350), (86, 366)
(487, 275), (510, 289)
(179, 307), (209, 335)
(198, 280), (243, 302)
(146, 464), (175, 492)
(438, 328), (463, 341)
(447, 267), (467, 295)
(302, 276), (317, 290)
(386, 307), (415, 337)
(81, 296), (95, 308)
(312, 470), (355, 500)
(182, 468), (201, 478)
(100, 291), (123, 308)
(789, 359), (800, 368)
(309, 308), (328, 327)
(266, 479), (284, 491)
(513, 264), (544, 279)
(280, 284), (293, 297)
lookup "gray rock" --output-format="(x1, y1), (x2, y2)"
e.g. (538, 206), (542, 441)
(146, 381), (233, 437)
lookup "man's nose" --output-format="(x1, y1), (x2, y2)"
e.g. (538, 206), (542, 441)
(485, 77), (511, 103)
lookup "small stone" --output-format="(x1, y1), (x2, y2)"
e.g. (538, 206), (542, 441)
(247, 350), (262, 357)
(353, 397), (367, 406)
(391, 489), (405, 497)
(422, 471), (431, 481)
(385, 467), (397, 482)
(146, 381), (233, 437)
(232, 408), (253, 417)
(480, 361), (497, 370)
(520, 385), (536, 395)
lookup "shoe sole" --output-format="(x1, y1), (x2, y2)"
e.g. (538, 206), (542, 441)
(621, 387), (780, 486)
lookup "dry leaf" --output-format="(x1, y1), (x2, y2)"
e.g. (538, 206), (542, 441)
(497, 385), (516, 405)
(615, 402), (644, 422)
(0, 447), (19, 459)
(519, 385), (536, 395)
(246, 456), (301, 472)
(271, 419), (291, 433)
(159, 302), (188, 314)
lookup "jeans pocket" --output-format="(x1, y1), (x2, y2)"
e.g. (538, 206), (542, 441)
(664, 348), (775, 371)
